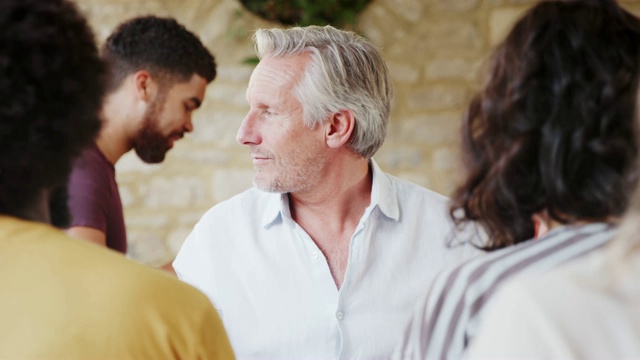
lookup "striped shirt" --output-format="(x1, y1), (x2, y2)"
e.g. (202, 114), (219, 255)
(393, 222), (616, 360)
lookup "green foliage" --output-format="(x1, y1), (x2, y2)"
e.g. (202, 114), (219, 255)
(239, 0), (371, 28)
(237, 0), (372, 65)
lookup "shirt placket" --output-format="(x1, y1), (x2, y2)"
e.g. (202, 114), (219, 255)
(336, 211), (372, 360)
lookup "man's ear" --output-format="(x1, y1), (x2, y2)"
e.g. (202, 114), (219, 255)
(325, 109), (355, 149)
(132, 70), (158, 102)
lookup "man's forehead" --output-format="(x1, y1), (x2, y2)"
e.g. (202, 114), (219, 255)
(248, 55), (309, 93)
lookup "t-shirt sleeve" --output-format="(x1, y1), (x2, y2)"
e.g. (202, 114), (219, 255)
(66, 159), (109, 233)
(195, 300), (235, 359)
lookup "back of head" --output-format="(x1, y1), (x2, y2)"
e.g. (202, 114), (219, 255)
(451, 0), (640, 250)
(103, 16), (216, 92)
(253, 25), (393, 159)
(0, 0), (106, 218)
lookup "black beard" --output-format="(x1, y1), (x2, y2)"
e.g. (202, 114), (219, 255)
(133, 122), (170, 163)
(133, 96), (170, 164)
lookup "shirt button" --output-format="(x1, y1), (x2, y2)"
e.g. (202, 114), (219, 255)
(311, 252), (319, 259)
(336, 311), (344, 320)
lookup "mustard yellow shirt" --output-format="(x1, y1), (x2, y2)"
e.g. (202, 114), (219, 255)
(0, 216), (234, 359)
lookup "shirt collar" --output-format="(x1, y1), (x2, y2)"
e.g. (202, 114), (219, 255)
(261, 192), (287, 228)
(260, 158), (400, 228)
(370, 158), (400, 221)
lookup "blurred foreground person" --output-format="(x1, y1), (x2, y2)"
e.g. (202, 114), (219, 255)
(468, 178), (640, 357)
(394, 0), (640, 358)
(0, 0), (233, 358)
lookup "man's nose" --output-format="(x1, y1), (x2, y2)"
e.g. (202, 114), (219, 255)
(236, 113), (260, 145)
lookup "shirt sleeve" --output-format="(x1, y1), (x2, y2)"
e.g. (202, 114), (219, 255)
(66, 159), (109, 233)
(195, 301), (235, 359)
(173, 221), (215, 300)
(465, 280), (572, 359)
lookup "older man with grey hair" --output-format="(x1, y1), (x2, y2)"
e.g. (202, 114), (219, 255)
(174, 25), (477, 359)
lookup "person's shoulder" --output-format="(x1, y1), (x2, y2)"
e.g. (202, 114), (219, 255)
(5, 218), (212, 309)
(383, 172), (449, 204)
(68, 144), (112, 182)
(201, 187), (276, 218)
(72, 144), (105, 167)
(70, 243), (233, 357)
(434, 226), (590, 300)
(57, 230), (213, 305)
(432, 242), (515, 296)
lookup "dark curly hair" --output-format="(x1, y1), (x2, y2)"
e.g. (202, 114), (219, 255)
(103, 16), (216, 92)
(0, 0), (106, 219)
(451, 0), (640, 251)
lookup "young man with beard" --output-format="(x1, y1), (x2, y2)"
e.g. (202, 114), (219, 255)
(66, 16), (216, 254)
(174, 25), (479, 359)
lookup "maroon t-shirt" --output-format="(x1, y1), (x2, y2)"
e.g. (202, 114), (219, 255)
(67, 143), (127, 253)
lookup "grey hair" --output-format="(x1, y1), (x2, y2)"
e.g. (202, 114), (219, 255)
(253, 25), (394, 159)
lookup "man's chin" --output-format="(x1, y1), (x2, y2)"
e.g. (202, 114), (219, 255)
(253, 178), (285, 194)
(134, 147), (168, 164)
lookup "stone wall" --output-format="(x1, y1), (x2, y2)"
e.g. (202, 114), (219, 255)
(71, 0), (640, 266)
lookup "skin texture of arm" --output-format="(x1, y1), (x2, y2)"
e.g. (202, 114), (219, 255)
(66, 226), (106, 247)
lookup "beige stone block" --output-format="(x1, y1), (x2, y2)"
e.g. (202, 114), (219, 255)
(408, 85), (469, 111)
(386, 0), (425, 23)
(433, 147), (460, 171)
(621, 3), (640, 17)
(126, 230), (172, 266)
(125, 214), (169, 228)
(167, 228), (194, 256)
(357, 17), (385, 47)
(432, 0), (480, 12)
(416, 20), (483, 51)
(209, 83), (250, 107)
(388, 62), (421, 84)
(397, 112), (462, 145)
(394, 171), (432, 190)
(486, 0), (536, 4)
(75, 1), (168, 41)
(212, 169), (255, 203)
(216, 64), (254, 83)
(375, 147), (423, 170)
(179, 212), (208, 226)
(142, 176), (209, 208)
(489, 6), (530, 46)
(171, 147), (234, 165)
(190, 110), (247, 146)
(426, 57), (484, 81)
(118, 185), (136, 208)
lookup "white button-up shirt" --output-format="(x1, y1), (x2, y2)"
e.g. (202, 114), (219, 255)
(174, 160), (478, 360)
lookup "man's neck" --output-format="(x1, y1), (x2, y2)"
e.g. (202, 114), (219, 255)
(288, 157), (372, 289)
(95, 92), (138, 165)
(95, 126), (132, 166)
(288, 158), (372, 230)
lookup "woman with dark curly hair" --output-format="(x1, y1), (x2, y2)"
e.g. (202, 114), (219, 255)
(0, 0), (233, 357)
(394, 0), (640, 359)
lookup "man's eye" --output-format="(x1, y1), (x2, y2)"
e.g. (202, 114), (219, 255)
(185, 102), (198, 112)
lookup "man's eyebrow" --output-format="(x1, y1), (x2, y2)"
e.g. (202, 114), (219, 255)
(189, 97), (202, 108)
